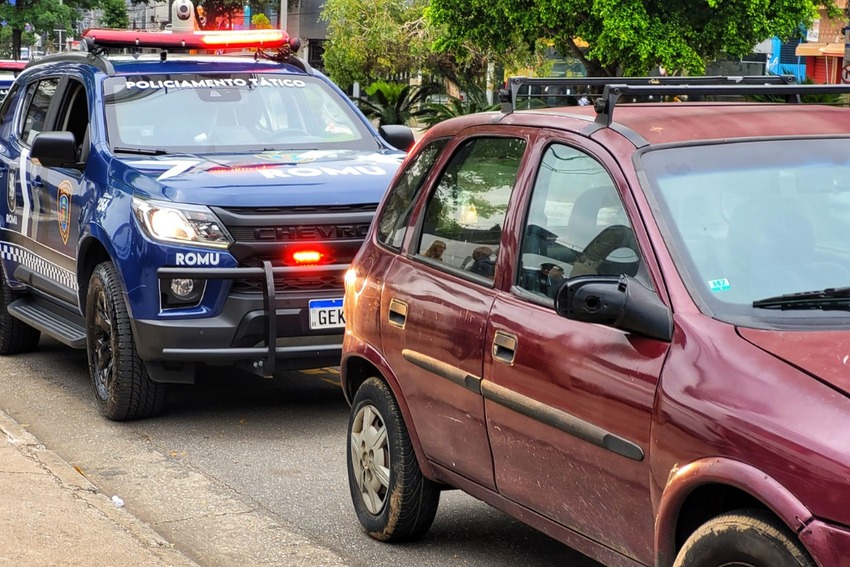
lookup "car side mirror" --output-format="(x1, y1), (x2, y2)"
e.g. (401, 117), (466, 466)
(554, 274), (673, 341)
(30, 131), (80, 169)
(378, 124), (415, 152)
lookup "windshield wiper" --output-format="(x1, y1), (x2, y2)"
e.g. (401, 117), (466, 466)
(112, 146), (169, 155)
(752, 286), (850, 310)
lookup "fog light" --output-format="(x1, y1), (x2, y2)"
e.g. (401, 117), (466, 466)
(171, 278), (195, 298)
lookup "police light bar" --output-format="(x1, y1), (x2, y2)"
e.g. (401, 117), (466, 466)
(0, 60), (27, 72)
(82, 28), (290, 50)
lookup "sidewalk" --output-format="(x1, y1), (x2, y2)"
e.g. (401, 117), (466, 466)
(0, 409), (200, 567)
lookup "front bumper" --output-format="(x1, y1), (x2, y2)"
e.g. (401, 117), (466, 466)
(133, 262), (345, 380)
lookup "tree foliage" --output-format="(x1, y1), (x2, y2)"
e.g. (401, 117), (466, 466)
(100, 0), (130, 29)
(427, 0), (838, 76)
(320, 0), (432, 87)
(0, 0), (99, 59)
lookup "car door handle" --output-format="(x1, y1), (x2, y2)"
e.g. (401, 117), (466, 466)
(388, 298), (408, 329)
(492, 331), (517, 365)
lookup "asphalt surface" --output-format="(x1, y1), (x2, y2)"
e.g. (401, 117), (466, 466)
(0, 337), (602, 566)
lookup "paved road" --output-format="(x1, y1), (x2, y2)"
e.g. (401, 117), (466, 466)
(0, 337), (603, 567)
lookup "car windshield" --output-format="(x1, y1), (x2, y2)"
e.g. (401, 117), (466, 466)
(641, 138), (850, 326)
(103, 73), (376, 154)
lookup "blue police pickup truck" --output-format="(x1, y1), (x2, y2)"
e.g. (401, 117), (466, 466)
(0, 23), (414, 420)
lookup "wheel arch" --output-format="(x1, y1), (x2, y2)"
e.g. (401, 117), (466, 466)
(341, 346), (436, 480)
(76, 234), (112, 313)
(655, 457), (814, 567)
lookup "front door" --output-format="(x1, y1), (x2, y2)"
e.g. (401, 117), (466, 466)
(380, 135), (527, 489)
(484, 141), (669, 564)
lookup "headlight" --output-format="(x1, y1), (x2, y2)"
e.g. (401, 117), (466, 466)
(132, 197), (233, 249)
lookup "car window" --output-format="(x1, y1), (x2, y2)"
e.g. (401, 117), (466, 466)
(518, 143), (639, 299)
(417, 136), (527, 280)
(0, 82), (19, 123)
(57, 80), (90, 162)
(20, 78), (59, 145)
(376, 138), (449, 249)
(643, 138), (850, 316)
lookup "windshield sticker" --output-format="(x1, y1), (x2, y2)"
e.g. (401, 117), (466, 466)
(57, 180), (72, 245)
(708, 278), (731, 292)
(124, 78), (307, 90)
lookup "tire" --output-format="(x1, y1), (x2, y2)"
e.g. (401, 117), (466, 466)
(674, 509), (816, 567)
(347, 377), (440, 542)
(0, 262), (40, 355)
(85, 261), (166, 421)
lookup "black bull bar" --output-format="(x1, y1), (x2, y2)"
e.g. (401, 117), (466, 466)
(157, 260), (348, 377)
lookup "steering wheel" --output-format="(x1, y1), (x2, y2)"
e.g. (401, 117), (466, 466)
(569, 225), (638, 278)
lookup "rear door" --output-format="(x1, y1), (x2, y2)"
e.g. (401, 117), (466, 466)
(5, 76), (87, 306)
(484, 136), (669, 564)
(380, 133), (527, 488)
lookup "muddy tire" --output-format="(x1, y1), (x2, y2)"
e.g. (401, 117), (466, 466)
(0, 263), (40, 355)
(347, 377), (440, 542)
(674, 509), (815, 567)
(86, 261), (166, 421)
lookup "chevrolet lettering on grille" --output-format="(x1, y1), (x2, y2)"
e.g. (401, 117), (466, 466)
(253, 224), (371, 241)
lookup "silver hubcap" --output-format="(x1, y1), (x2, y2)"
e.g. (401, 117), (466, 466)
(350, 404), (390, 515)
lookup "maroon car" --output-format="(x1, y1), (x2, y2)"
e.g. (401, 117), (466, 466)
(340, 77), (850, 567)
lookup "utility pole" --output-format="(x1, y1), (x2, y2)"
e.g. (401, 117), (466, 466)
(279, 0), (287, 30)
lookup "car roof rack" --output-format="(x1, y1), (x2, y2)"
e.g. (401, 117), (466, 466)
(592, 83), (850, 126)
(499, 75), (850, 126)
(500, 75), (798, 113)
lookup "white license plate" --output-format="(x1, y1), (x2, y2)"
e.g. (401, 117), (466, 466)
(309, 298), (345, 330)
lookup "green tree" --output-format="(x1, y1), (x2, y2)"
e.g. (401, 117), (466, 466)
(252, 13), (272, 29)
(320, 0), (432, 87)
(0, 0), (99, 59)
(427, 0), (838, 76)
(100, 0), (130, 29)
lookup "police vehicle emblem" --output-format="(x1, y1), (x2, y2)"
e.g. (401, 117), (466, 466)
(6, 169), (15, 213)
(57, 180), (72, 244)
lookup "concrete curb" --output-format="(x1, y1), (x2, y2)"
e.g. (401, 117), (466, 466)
(0, 409), (200, 567)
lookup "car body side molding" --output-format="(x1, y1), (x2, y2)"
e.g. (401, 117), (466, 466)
(401, 349), (482, 394)
(481, 380), (645, 462)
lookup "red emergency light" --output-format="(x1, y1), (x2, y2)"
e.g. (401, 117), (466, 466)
(0, 60), (27, 72)
(82, 28), (290, 51)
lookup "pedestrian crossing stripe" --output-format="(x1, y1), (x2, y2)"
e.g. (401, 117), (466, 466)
(0, 242), (77, 291)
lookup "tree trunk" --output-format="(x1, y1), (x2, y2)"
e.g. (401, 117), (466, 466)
(12, 29), (22, 61)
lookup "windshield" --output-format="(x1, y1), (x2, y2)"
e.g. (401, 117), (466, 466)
(642, 138), (850, 326)
(103, 73), (376, 153)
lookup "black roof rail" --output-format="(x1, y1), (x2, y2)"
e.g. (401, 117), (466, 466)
(24, 51), (115, 76)
(593, 83), (850, 126)
(499, 75), (798, 114)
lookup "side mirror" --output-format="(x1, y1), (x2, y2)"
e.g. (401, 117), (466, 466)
(378, 124), (415, 152)
(554, 274), (672, 342)
(31, 131), (79, 169)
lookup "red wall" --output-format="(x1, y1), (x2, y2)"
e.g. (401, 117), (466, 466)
(805, 55), (842, 84)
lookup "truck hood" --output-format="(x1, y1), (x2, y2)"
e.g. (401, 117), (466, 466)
(738, 327), (850, 397)
(113, 149), (405, 207)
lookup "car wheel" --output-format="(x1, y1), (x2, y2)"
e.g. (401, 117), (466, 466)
(674, 509), (815, 567)
(347, 376), (440, 542)
(85, 261), (166, 421)
(0, 262), (40, 355)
